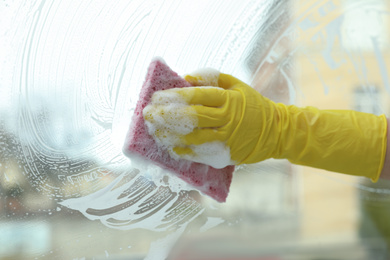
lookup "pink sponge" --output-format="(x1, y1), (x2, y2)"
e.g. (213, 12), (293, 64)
(123, 58), (234, 202)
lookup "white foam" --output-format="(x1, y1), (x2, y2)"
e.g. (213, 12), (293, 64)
(182, 141), (235, 169)
(199, 217), (225, 233)
(143, 89), (197, 158)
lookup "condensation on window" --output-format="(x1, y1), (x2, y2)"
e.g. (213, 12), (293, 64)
(1, 0), (390, 259)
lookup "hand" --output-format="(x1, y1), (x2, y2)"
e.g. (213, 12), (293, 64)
(143, 69), (283, 169)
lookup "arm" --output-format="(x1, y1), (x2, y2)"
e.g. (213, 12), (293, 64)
(144, 70), (387, 181)
(380, 118), (390, 180)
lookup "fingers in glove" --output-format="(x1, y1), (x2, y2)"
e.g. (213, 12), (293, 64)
(182, 128), (226, 145)
(165, 87), (227, 107)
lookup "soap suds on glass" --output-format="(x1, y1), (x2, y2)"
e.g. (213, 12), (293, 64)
(1, 0), (390, 259)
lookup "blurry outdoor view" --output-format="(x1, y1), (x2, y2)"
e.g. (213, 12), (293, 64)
(1, 0), (390, 259)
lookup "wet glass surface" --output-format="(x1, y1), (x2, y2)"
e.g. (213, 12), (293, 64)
(1, 0), (390, 259)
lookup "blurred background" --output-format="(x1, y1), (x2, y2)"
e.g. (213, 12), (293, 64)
(1, 0), (390, 259)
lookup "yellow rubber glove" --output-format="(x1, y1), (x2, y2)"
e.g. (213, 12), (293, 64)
(143, 69), (387, 181)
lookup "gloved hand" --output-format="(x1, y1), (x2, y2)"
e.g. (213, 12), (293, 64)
(143, 69), (387, 181)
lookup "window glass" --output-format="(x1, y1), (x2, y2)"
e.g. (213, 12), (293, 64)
(1, 0), (390, 259)
(354, 86), (382, 115)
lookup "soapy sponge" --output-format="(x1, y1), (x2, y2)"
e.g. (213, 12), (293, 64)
(123, 58), (234, 202)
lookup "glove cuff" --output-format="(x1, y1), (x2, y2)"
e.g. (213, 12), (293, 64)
(274, 105), (387, 181)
